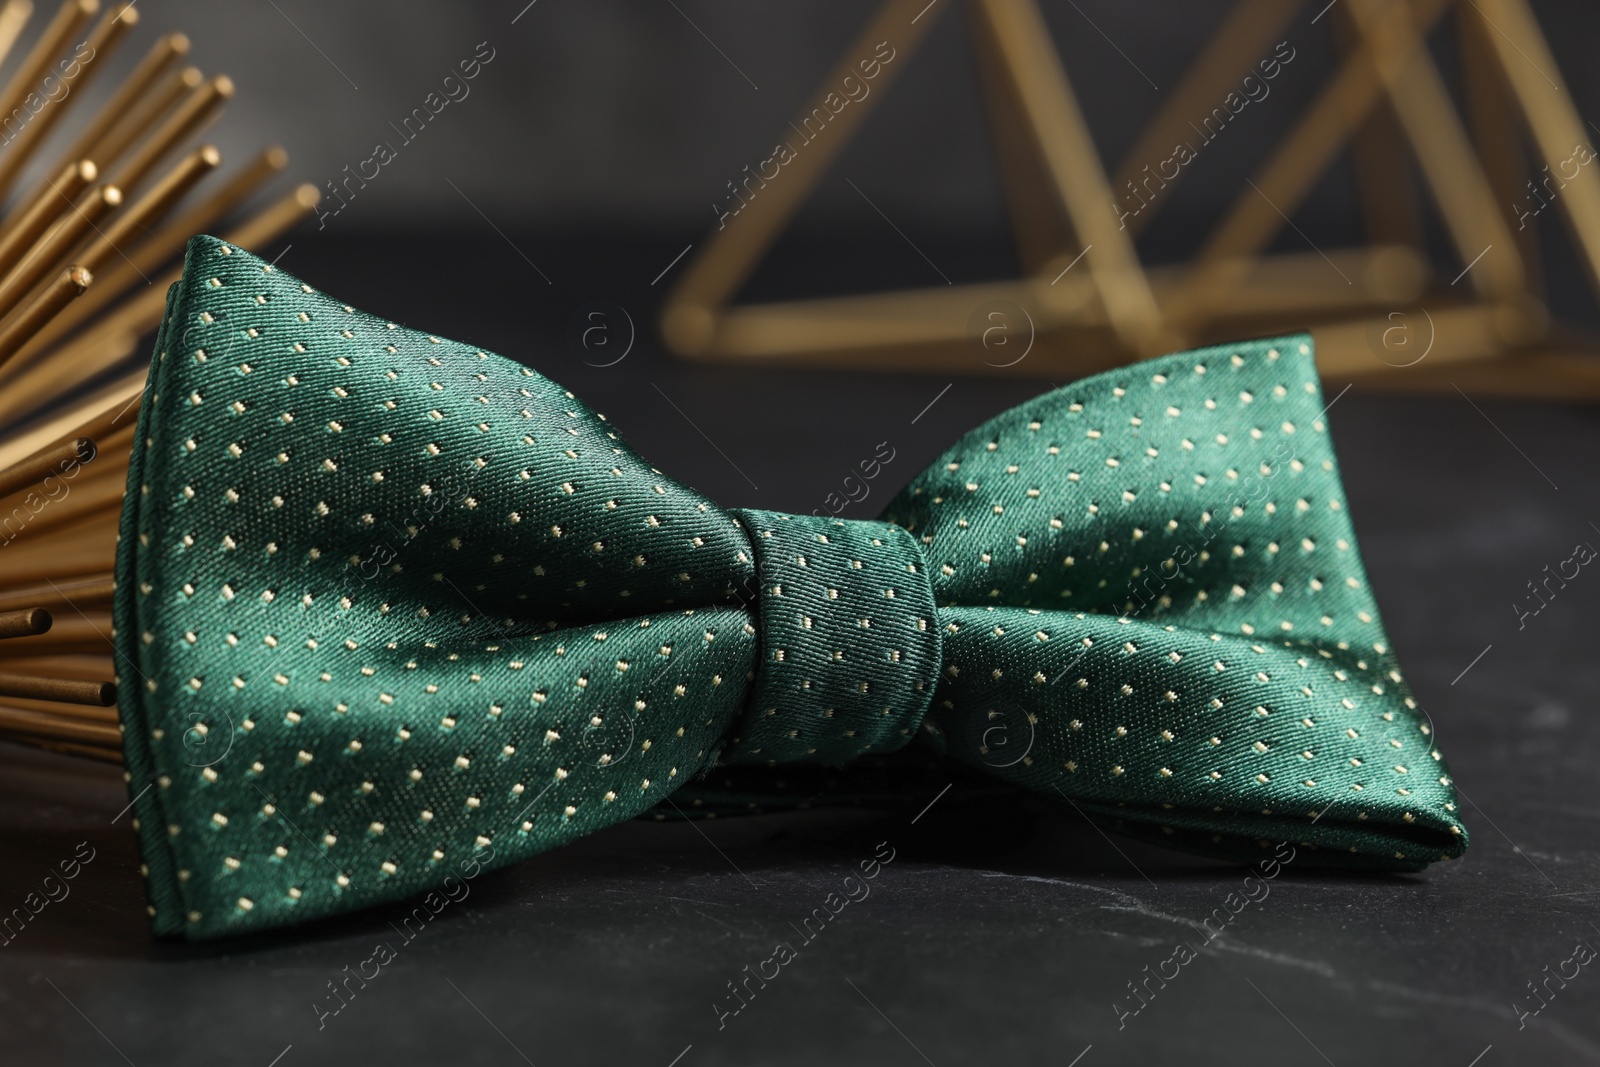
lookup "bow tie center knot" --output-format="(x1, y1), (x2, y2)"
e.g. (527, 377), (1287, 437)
(721, 510), (943, 764)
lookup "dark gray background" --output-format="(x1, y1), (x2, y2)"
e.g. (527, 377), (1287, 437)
(3, 3), (1600, 1066)
(130, 1), (1600, 288)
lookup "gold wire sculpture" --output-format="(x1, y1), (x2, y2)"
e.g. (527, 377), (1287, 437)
(0, 0), (317, 762)
(661, 0), (1600, 399)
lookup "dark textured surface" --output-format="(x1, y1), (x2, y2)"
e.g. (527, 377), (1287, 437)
(2, 234), (1598, 1065)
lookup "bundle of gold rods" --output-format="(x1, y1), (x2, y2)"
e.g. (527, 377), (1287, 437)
(0, 0), (320, 764)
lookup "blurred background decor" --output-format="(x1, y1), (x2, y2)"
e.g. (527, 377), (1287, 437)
(662, 0), (1600, 397)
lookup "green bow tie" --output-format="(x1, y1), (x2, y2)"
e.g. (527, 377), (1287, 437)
(114, 235), (1466, 940)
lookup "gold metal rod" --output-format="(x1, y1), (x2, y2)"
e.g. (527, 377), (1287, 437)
(86, 63), (199, 171)
(0, 264), (89, 369)
(0, 182), (117, 321)
(1163, 0), (1453, 328)
(0, 147), (224, 397)
(0, 466), (121, 544)
(109, 72), (231, 194)
(1343, 0), (1526, 304)
(0, 652), (114, 677)
(1457, 2), (1539, 294)
(0, 607), (49, 638)
(30, 428), (126, 487)
(0, 0), (96, 139)
(1193, 0), (1450, 263)
(1333, 1), (1424, 250)
(0, 363), (140, 472)
(0, 2), (135, 200)
(1310, 306), (1526, 379)
(0, 694), (114, 726)
(87, 417), (133, 454)
(0, 180), (316, 426)
(52, 29), (186, 174)
(694, 245), (1426, 360)
(0, 159), (94, 275)
(1373, 347), (1600, 400)
(683, 303), (1572, 389)
(0, 535), (117, 585)
(77, 145), (220, 275)
(966, 0), (1167, 354)
(967, 0), (1074, 274)
(58, 370), (142, 441)
(148, 145), (289, 246)
(0, 434), (91, 499)
(0, 575), (112, 612)
(0, 703), (119, 744)
(0, 693), (116, 722)
(0, 496), (114, 545)
(661, 0), (942, 356)
(49, 424), (130, 488)
(219, 180), (319, 251)
(0, 611), (109, 655)
(0, 733), (123, 763)
(0, 1), (35, 75)
(0, 313), (141, 427)
(0, 639), (111, 657)
(1110, 0), (1301, 238)
(0, 503), (115, 557)
(0, 671), (111, 705)
(1471, 0), (1600, 305)
(27, 145), (287, 353)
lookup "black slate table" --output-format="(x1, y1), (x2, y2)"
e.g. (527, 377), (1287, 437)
(2, 233), (1596, 1066)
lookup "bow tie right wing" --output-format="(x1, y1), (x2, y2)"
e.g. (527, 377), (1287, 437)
(882, 336), (1466, 868)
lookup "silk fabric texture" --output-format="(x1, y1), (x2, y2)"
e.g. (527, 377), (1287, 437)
(114, 236), (1466, 939)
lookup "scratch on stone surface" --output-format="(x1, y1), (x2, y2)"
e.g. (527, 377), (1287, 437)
(661, 895), (734, 908)
(1370, 979), (1600, 1061)
(907, 868), (1367, 984)
(1368, 979), (1514, 1018)
(602, 889), (730, 908)
(1199, 937), (1336, 977)
(693, 908), (757, 937)
(963, 870), (1236, 941)
(1092, 902), (1337, 977)
(970, 869), (1149, 908)
(1099, 901), (1206, 931)
(1099, 931), (1175, 949)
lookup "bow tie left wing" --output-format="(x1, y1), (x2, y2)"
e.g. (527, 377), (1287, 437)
(116, 237), (761, 938)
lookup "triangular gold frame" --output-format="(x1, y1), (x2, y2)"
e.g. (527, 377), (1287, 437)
(660, 0), (1600, 399)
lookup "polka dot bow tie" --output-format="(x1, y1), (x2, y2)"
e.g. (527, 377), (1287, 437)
(114, 235), (1466, 940)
